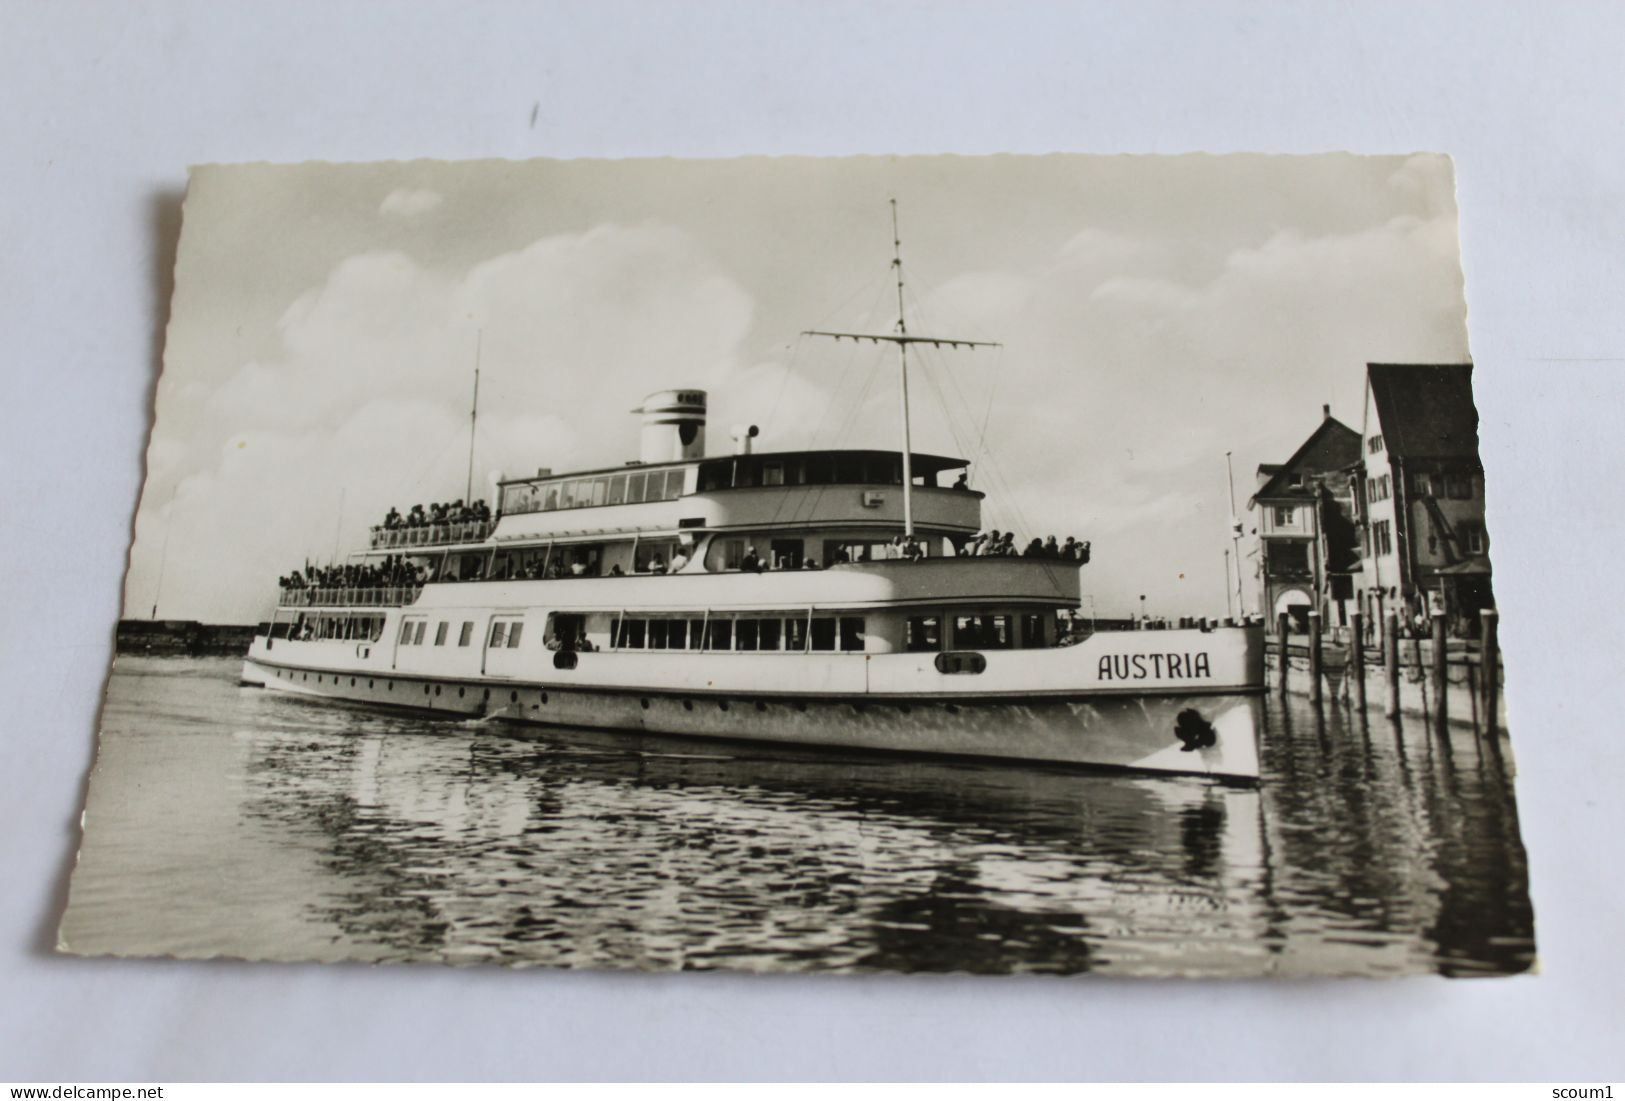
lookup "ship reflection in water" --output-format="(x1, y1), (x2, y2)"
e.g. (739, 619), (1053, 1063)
(61, 657), (1534, 976)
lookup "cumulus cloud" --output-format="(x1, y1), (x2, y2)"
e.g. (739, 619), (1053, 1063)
(130, 222), (757, 621)
(379, 187), (443, 217)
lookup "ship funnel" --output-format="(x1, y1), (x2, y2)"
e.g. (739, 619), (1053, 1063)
(635, 389), (707, 463)
(732, 423), (760, 455)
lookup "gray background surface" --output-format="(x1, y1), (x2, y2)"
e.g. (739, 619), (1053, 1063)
(2, 0), (1621, 1081)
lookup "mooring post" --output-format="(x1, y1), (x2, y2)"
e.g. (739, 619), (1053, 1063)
(1481, 607), (1500, 740)
(1276, 611), (1291, 695)
(1383, 612), (1400, 718)
(1431, 611), (1449, 729)
(1351, 610), (1367, 712)
(1307, 611), (1323, 706)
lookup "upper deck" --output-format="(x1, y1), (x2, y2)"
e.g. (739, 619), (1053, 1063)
(491, 448), (979, 544)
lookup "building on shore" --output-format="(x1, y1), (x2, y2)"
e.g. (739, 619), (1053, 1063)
(1249, 405), (1363, 636)
(1356, 362), (1492, 640)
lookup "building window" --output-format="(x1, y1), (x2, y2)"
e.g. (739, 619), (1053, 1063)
(1446, 472), (1473, 499)
(1460, 522), (1487, 554)
(1267, 542), (1309, 576)
(1413, 472), (1432, 496)
(1368, 434), (1384, 454)
(1273, 506), (1296, 527)
(1373, 520), (1393, 556)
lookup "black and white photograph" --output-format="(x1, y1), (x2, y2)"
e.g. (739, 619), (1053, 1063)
(57, 153), (1533, 977)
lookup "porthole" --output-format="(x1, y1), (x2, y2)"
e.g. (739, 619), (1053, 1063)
(640, 698), (650, 710)
(458, 687), (465, 698)
(795, 701), (807, 713)
(899, 703), (912, 714)
(482, 688), (490, 701)
(683, 699), (694, 712)
(945, 703), (960, 715)
(387, 680), (394, 690)
(718, 699), (729, 712)
(350, 677), (356, 687)
(424, 684), (431, 695)
(368, 679), (374, 689)
(755, 701), (767, 713)
(434, 685), (442, 697)
(510, 691), (519, 703)
(302, 673), (307, 682)
(540, 691), (548, 704)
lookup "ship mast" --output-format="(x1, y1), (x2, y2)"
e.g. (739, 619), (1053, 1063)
(465, 329), (482, 503)
(804, 200), (999, 538)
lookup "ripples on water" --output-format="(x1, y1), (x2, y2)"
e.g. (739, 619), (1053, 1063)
(59, 657), (1535, 976)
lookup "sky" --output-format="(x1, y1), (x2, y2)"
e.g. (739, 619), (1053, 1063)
(128, 153), (1470, 623)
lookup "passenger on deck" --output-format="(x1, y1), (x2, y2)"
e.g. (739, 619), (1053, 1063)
(803, 557), (820, 570)
(384, 507), (402, 529)
(902, 535), (925, 561)
(669, 547), (690, 573)
(609, 564), (625, 576)
(998, 533), (1017, 556)
(648, 555), (667, 575)
(952, 471), (970, 491)
(1023, 538), (1045, 557)
(741, 547), (763, 573)
(978, 530), (1002, 556)
(1043, 535), (1060, 558)
(832, 545), (852, 565)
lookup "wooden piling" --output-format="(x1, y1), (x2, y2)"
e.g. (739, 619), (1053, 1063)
(1482, 608), (1500, 739)
(1307, 611), (1323, 705)
(1277, 611), (1290, 695)
(1383, 612), (1400, 717)
(1431, 611), (1449, 728)
(1351, 610), (1367, 712)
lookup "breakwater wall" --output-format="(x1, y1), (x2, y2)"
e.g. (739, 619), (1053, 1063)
(116, 620), (260, 656)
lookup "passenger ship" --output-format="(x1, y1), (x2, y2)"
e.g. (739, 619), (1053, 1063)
(243, 218), (1265, 782)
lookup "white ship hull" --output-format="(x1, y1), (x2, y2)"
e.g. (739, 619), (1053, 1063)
(241, 625), (1264, 781)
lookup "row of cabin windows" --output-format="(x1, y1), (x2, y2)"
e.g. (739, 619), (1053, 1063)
(283, 614), (386, 641)
(397, 619), (490, 648)
(696, 455), (919, 492)
(904, 613), (1047, 652)
(613, 615), (866, 653)
(500, 467), (688, 517)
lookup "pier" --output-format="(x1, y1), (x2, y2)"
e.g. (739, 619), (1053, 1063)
(1265, 606), (1506, 734)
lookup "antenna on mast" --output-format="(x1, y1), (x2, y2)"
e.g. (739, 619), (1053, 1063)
(803, 200), (1000, 539)
(465, 329), (482, 503)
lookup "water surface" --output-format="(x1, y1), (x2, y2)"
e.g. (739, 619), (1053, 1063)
(59, 656), (1535, 976)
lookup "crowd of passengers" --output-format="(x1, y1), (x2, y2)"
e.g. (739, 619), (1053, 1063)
(378, 499), (491, 530)
(958, 531), (1091, 562)
(278, 556), (426, 591)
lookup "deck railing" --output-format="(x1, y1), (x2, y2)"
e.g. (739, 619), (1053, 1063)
(277, 585), (423, 608)
(368, 519), (494, 550)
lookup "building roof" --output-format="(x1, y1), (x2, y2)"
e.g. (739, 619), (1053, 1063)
(1367, 363), (1479, 460)
(1251, 415), (1362, 503)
